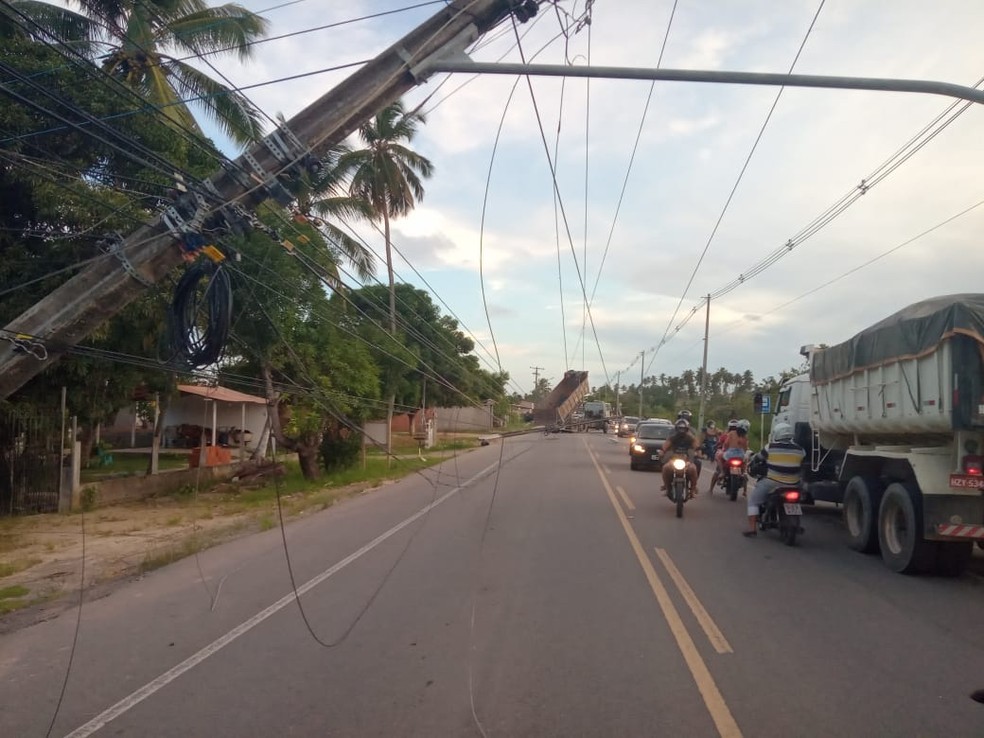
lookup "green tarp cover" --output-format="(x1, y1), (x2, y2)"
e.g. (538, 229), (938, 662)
(811, 294), (984, 383)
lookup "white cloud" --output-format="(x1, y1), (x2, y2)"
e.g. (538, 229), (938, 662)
(177, 0), (984, 392)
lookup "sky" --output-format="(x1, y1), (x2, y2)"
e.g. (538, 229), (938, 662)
(192, 0), (984, 398)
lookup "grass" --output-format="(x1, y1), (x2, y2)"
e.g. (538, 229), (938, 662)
(138, 534), (207, 574)
(80, 452), (190, 482)
(0, 584), (30, 614)
(0, 558), (42, 579)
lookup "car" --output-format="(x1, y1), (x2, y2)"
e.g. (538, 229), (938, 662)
(629, 421), (674, 471)
(617, 416), (640, 438)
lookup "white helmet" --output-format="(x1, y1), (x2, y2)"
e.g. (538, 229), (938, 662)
(737, 419), (751, 432)
(772, 422), (794, 442)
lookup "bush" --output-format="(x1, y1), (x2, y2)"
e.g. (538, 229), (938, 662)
(320, 429), (362, 473)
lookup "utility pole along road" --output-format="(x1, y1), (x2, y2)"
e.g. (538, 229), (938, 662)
(1, 433), (982, 736)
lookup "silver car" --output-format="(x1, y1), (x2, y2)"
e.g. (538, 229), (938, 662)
(617, 416), (641, 438)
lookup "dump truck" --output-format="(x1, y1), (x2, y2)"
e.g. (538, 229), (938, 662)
(772, 294), (984, 575)
(582, 400), (612, 432)
(533, 370), (589, 430)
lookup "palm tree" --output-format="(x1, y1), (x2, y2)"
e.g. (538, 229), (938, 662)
(339, 100), (433, 460)
(294, 143), (377, 281)
(339, 100), (434, 334)
(1, 0), (268, 145)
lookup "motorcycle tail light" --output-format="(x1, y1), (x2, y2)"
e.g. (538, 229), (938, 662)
(962, 455), (983, 475)
(783, 490), (801, 502)
(728, 458), (742, 466)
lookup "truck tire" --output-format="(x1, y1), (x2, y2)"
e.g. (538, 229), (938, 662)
(877, 483), (935, 574)
(935, 541), (973, 577)
(843, 476), (882, 554)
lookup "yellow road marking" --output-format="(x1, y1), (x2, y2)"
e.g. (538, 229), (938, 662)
(654, 548), (732, 655)
(585, 441), (742, 738)
(615, 485), (636, 511)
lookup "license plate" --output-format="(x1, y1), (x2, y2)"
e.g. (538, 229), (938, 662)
(949, 473), (984, 490)
(783, 503), (802, 515)
(729, 467), (742, 475)
(651, 454), (660, 461)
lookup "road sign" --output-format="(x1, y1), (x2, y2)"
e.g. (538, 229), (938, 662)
(759, 395), (771, 414)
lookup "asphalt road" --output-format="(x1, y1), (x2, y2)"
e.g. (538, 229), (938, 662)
(2, 432), (983, 737)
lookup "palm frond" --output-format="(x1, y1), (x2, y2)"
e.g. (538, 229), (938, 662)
(164, 57), (264, 144)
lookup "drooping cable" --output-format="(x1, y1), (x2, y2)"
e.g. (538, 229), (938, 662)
(647, 0), (826, 375)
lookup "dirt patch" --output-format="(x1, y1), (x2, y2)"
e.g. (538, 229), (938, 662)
(0, 479), (379, 633)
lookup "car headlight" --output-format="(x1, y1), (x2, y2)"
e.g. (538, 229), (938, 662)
(631, 444), (645, 453)
(672, 458), (686, 471)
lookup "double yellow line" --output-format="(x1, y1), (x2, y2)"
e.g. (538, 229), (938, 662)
(585, 441), (743, 738)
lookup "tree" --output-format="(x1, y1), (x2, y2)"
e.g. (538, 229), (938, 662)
(2, 0), (269, 144)
(530, 377), (552, 403)
(339, 100), (433, 457)
(0, 37), (219, 459)
(340, 284), (507, 425)
(220, 211), (381, 480)
(290, 142), (376, 281)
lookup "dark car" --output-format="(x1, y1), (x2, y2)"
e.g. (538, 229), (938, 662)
(629, 421), (674, 471)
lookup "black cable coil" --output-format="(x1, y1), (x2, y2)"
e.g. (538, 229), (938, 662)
(168, 260), (232, 368)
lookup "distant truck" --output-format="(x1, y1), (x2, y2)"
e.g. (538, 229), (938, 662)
(581, 400), (612, 432)
(772, 294), (984, 575)
(533, 370), (590, 430)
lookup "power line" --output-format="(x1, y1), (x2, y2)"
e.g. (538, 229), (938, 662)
(646, 0), (826, 375)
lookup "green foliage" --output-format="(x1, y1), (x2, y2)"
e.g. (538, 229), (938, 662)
(4, 0), (270, 144)
(320, 429), (362, 473)
(340, 283), (508, 414)
(80, 486), (97, 511)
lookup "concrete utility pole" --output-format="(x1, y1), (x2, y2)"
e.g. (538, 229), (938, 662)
(530, 365), (544, 395)
(0, 0), (539, 400)
(697, 295), (710, 431)
(638, 350), (645, 419)
(614, 371), (620, 416)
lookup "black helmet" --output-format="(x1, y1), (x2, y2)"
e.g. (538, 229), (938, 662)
(678, 409), (693, 421)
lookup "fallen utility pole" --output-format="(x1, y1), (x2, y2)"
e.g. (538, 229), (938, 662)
(0, 0), (539, 400)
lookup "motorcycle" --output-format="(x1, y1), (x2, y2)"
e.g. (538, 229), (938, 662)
(720, 448), (747, 502)
(749, 453), (804, 545)
(664, 454), (694, 518)
(759, 485), (804, 546)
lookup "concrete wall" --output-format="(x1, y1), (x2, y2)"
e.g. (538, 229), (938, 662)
(433, 406), (494, 433)
(83, 463), (243, 508)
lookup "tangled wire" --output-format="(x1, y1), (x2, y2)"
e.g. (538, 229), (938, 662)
(168, 260), (232, 368)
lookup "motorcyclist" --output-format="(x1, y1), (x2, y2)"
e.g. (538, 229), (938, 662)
(743, 422), (806, 537)
(707, 419), (747, 493)
(700, 420), (720, 458)
(661, 418), (700, 496)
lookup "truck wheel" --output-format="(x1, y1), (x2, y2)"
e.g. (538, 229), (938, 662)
(877, 483), (935, 574)
(935, 541), (973, 577)
(844, 476), (882, 554)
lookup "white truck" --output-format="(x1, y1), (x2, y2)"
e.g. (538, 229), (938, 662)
(581, 400), (612, 432)
(772, 294), (984, 575)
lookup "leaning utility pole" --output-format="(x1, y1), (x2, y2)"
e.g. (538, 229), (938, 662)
(0, 0), (542, 400)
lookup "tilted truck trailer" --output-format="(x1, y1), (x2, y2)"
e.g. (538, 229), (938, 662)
(533, 370), (589, 430)
(772, 294), (984, 575)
